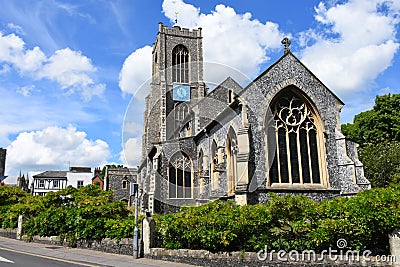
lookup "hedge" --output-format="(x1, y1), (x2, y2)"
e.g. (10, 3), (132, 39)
(1, 184), (399, 253)
(154, 185), (400, 254)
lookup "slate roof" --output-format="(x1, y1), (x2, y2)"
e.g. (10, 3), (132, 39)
(33, 171), (67, 179)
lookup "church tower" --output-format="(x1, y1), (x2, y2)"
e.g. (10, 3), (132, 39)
(143, 22), (206, 157)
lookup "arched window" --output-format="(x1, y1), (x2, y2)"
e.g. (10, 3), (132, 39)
(226, 128), (238, 195)
(198, 149), (204, 194)
(211, 140), (218, 190)
(269, 88), (326, 186)
(168, 152), (192, 198)
(172, 45), (189, 83)
(174, 103), (192, 138)
(198, 149), (204, 177)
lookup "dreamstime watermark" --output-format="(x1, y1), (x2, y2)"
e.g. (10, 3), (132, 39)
(257, 239), (396, 264)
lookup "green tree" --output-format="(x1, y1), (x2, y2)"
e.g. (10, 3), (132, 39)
(342, 94), (400, 145)
(22, 185), (129, 243)
(0, 186), (29, 227)
(359, 141), (400, 188)
(342, 94), (400, 187)
(0, 186), (29, 207)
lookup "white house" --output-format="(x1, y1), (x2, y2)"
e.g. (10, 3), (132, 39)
(33, 167), (93, 196)
(67, 167), (93, 189)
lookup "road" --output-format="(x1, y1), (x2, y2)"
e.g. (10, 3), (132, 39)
(0, 237), (197, 267)
(0, 247), (92, 267)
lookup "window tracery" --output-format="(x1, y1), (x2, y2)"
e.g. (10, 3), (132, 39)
(172, 45), (189, 83)
(269, 90), (324, 185)
(168, 153), (192, 198)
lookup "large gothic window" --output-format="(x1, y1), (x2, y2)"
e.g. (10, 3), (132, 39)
(168, 153), (192, 198)
(172, 45), (189, 83)
(269, 89), (325, 186)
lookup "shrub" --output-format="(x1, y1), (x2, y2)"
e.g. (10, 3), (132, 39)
(154, 187), (400, 254)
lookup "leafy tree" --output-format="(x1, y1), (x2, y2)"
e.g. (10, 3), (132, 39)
(359, 141), (400, 188)
(22, 184), (129, 243)
(0, 186), (29, 227)
(0, 186), (29, 207)
(342, 94), (400, 145)
(342, 94), (400, 187)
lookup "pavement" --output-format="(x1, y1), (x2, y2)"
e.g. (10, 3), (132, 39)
(0, 237), (198, 267)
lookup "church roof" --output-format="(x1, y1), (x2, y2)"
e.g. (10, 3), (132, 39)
(245, 51), (344, 105)
(207, 76), (243, 98)
(195, 48), (346, 141)
(198, 77), (244, 130)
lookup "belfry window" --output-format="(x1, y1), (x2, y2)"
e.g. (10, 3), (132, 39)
(168, 153), (192, 198)
(174, 103), (192, 138)
(269, 89), (324, 186)
(172, 45), (189, 83)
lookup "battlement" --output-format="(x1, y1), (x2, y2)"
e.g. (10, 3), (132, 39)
(158, 22), (202, 38)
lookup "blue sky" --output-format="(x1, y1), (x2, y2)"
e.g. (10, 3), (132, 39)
(0, 0), (399, 177)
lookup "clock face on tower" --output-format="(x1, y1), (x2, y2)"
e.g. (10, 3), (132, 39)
(173, 84), (191, 102)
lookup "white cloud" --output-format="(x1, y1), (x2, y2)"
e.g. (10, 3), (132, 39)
(119, 0), (286, 95)
(0, 85), (97, 147)
(16, 85), (35, 97)
(0, 64), (10, 74)
(163, 0), (285, 78)
(5, 125), (110, 175)
(299, 0), (400, 95)
(162, 0), (200, 28)
(0, 32), (104, 100)
(119, 45), (152, 95)
(7, 23), (25, 35)
(120, 137), (142, 167)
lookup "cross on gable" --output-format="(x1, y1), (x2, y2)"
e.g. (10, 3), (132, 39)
(281, 37), (291, 54)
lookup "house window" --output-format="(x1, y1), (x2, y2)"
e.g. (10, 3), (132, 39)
(77, 180), (84, 188)
(168, 153), (192, 198)
(269, 88), (325, 186)
(172, 45), (189, 83)
(122, 180), (128, 189)
(53, 180), (59, 188)
(38, 180), (44, 188)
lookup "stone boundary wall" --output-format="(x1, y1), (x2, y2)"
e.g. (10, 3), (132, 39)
(25, 235), (134, 256)
(0, 228), (17, 239)
(3, 223), (400, 267)
(147, 248), (393, 267)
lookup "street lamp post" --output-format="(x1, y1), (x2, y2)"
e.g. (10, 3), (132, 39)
(130, 182), (139, 259)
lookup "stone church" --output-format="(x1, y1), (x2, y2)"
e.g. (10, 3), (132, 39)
(138, 22), (370, 214)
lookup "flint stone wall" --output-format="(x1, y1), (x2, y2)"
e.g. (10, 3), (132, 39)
(147, 248), (393, 267)
(26, 235), (134, 256)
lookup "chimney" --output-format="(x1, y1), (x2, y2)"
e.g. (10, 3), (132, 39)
(94, 167), (101, 176)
